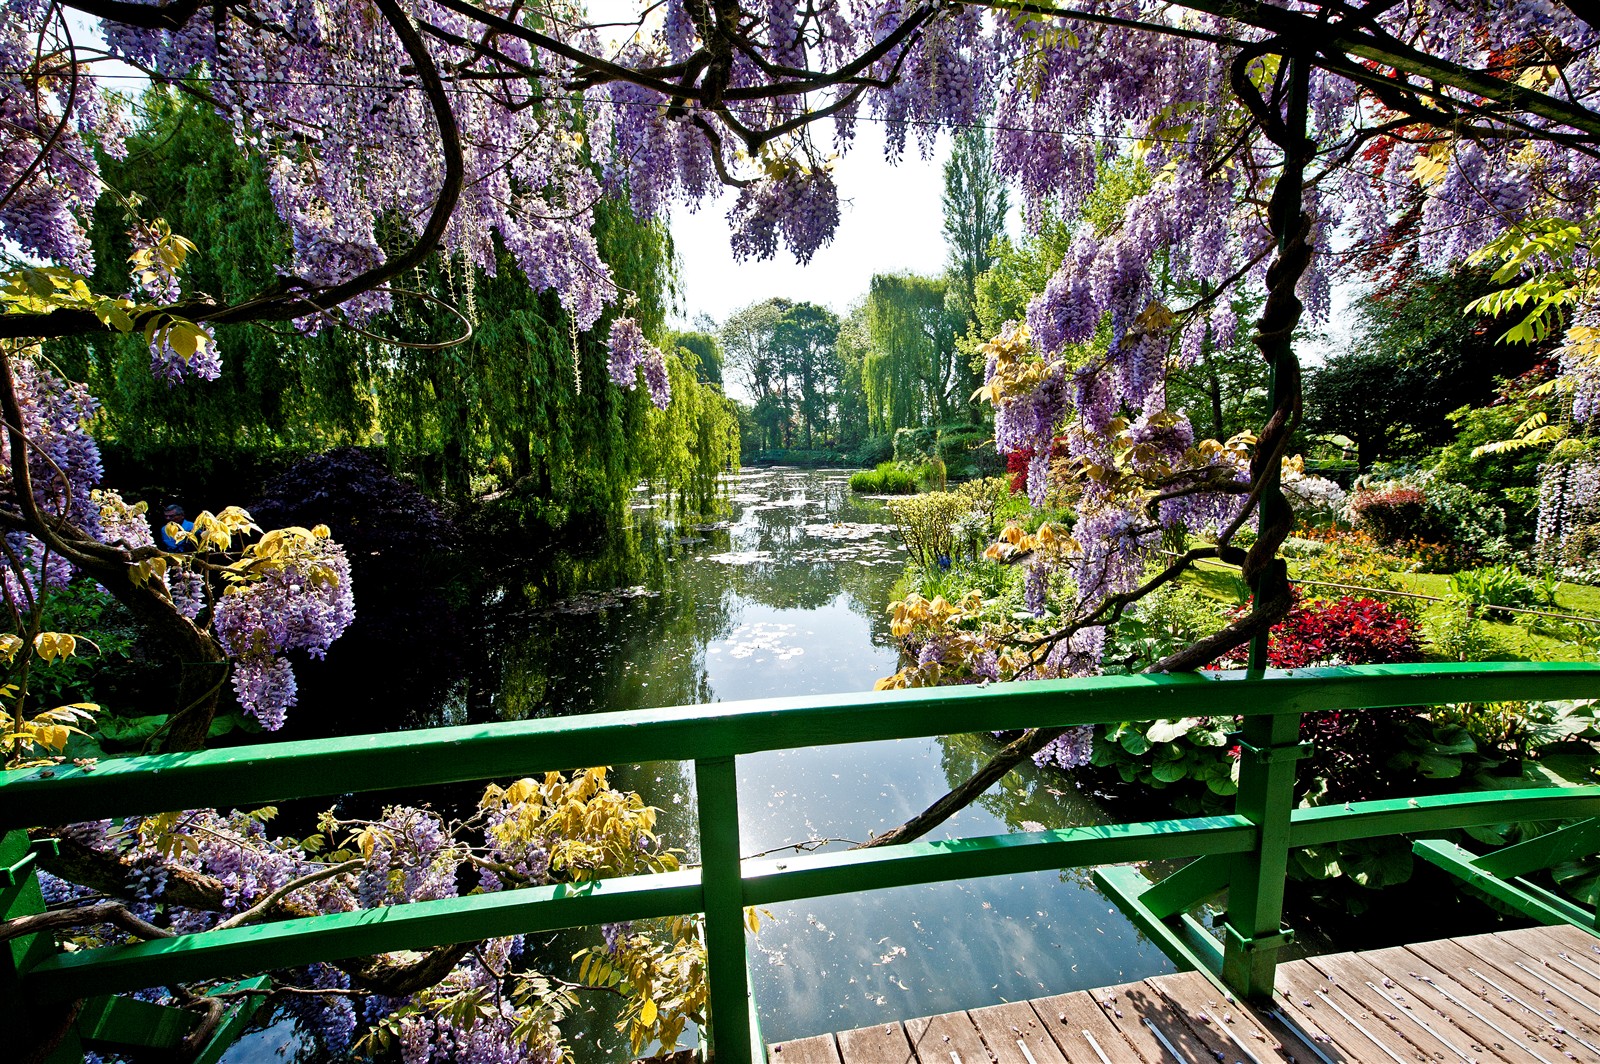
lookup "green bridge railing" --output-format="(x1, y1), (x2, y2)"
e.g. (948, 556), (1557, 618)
(6, 661), (1600, 1063)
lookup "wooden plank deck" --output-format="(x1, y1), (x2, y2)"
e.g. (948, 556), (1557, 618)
(766, 923), (1600, 1063)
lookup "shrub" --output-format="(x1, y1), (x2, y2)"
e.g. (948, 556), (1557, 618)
(936, 425), (1004, 478)
(954, 477), (1011, 526)
(1421, 475), (1510, 561)
(1349, 486), (1433, 544)
(848, 461), (922, 494)
(1222, 591), (1425, 669)
(889, 492), (972, 569)
(887, 491), (974, 569)
(893, 426), (937, 462)
(1448, 564), (1553, 621)
(852, 435), (894, 467)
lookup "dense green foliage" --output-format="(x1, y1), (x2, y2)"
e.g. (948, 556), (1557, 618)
(1305, 270), (1539, 468)
(54, 89), (365, 475)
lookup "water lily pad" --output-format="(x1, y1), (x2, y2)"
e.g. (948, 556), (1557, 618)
(802, 521), (892, 541)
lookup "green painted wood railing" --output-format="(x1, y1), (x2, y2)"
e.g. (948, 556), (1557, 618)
(5, 661), (1600, 1063)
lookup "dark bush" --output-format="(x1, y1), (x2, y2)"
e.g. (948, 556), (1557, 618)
(936, 425), (1004, 477)
(851, 435), (894, 467)
(893, 426), (936, 462)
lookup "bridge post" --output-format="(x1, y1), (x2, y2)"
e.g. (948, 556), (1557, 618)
(3, 829), (82, 1062)
(696, 756), (755, 1062)
(1220, 713), (1304, 1000)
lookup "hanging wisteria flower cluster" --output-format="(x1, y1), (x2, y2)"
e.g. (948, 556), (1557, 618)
(606, 317), (672, 409)
(1536, 458), (1600, 566)
(205, 520), (356, 729)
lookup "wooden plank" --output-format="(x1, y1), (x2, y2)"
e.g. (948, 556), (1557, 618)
(968, 1000), (1070, 1064)
(1431, 932), (1600, 1056)
(1396, 938), (1586, 1064)
(835, 1022), (914, 1064)
(1515, 922), (1600, 966)
(1308, 948), (1504, 1063)
(1460, 929), (1600, 1022)
(1350, 945), (1548, 1064)
(1031, 989), (1157, 1063)
(1274, 955), (1431, 1063)
(903, 1011), (992, 1064)
(767, 1033), (843, 1064)
(1150, 969), (1303, 1064)
(1096, 977), (1235, 1063)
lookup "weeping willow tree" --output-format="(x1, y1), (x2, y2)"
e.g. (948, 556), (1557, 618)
(56, 88), (735, 529)
(51, 87), (367, 481)
(638, 348), (741, 516)
(377, 201), (736, 521)
(863, 273), (964, 434)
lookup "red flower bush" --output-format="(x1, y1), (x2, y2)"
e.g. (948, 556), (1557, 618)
(1005, 439), (1070, 494)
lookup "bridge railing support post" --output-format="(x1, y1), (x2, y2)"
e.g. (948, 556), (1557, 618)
(1221, 714), (1306, 1000)
(696, 756), (754, 1062)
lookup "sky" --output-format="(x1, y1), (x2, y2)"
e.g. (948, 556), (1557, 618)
(665, 128), (977, 328)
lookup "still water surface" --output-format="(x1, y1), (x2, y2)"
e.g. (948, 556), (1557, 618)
(492, 467), (1173, 1048)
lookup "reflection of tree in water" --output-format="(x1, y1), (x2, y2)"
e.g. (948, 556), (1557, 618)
(936, 732), (1107, 889)
(476, 523), (733, 722)
(482, 466), (908, 718)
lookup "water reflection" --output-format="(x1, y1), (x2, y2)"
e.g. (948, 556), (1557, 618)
(486, 467), (1172, 1047)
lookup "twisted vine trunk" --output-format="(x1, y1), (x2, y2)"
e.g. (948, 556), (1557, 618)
(860, 48), (1317, 851)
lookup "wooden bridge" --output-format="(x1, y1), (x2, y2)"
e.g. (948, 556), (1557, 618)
(769, 924), (1600, 1064)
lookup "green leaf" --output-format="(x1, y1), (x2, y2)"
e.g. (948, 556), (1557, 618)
(1532, 752), (1600, 787)
(1429, 727), (1478, 756)
(1412, 752), (1464, 779)
(1294, 846), (1341, 880)
(1338, 839), (1413, 888)
(1118, 731), (1151, 755)
(1146, 717), (1202, 744)
(1151, 761), (1189, 783)
(19, 268), (55, 297)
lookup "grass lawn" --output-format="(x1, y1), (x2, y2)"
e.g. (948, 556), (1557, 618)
(1180, 557), (1600, 664)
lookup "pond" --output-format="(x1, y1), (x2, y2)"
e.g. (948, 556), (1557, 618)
(482, 467), (1174, 1051)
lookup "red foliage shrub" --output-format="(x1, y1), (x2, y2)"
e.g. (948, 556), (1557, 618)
(1349, 486), (1433, 544)
(1219, 591), (1426, 801)
(1005, 439), (1070, 494)
(1221, 590), (1423, 669)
